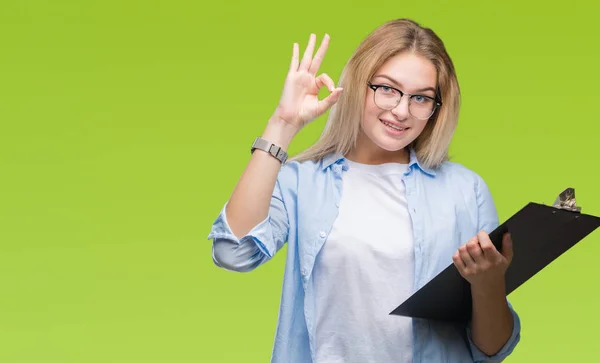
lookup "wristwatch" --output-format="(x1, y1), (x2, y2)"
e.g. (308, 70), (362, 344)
(251, 137), (288, 164)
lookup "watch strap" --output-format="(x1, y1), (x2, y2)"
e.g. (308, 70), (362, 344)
(251, 137), (288, 164)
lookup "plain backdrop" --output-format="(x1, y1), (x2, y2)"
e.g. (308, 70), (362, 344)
(1, 0), (599, 362)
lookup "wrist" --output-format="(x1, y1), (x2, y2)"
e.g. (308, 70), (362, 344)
(471, 278), (506, 299)
(262, 116), (300, 150)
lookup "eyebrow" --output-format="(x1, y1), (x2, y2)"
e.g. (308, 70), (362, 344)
(372, 74), (437, 94)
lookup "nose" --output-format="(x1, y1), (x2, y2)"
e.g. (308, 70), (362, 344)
(390, 95), (410, 120)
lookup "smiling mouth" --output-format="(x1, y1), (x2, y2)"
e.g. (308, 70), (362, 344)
(380, 119), (408, 132)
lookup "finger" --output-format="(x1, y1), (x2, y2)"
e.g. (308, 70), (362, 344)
(466, 237), (484, 263)
(459, 244), (475, 266)
(315, 88), (343, 116)
(477, 230), (498, 258)
(299, 33), (316, 71)
(290, 42), (299, 71)
(315, 73), (335, 92)
(453, 251), (466, 272)
(308, 33), (330, 75)
(502, 232), (514, 264)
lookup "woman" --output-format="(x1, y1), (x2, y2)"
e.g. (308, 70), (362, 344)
(207, 18), (521, 363)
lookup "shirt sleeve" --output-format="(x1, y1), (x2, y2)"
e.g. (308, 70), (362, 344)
(466, 174), (522, 362)
(207, 174), (290, 273)
(466, 300), (521, 362)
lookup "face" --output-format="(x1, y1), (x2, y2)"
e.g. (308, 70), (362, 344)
(355, 52), (438, 164)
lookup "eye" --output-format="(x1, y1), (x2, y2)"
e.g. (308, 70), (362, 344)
(379, 86), (394, 93)
(412, 95), (432, 104)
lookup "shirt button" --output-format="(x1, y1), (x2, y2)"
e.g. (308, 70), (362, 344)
(319, 231), (326, 238)
(302, 268), (307, 275)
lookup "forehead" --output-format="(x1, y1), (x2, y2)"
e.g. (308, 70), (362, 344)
(373, 52), (437, 90)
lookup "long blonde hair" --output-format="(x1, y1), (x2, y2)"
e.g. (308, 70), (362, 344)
(291, 18), (460, 169)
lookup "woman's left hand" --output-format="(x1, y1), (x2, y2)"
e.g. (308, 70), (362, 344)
(452, 231), (513, 291)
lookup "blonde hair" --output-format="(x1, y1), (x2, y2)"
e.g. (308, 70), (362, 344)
(291, 18), (460, 169)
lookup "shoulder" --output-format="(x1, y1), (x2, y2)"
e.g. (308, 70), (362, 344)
(272, 158), (334, 209)
(433, 161), (494, 201)
(274, 157), (328, 191)
(436, 161), (488, 188)
(278, 158), (322, 178)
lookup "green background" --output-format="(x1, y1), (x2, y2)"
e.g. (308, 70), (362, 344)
(1, 0), (599, 361)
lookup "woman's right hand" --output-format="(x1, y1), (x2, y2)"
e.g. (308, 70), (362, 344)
(271, 33), (344, 131)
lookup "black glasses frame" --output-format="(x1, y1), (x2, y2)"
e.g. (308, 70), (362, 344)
(367, 82), (443, 119)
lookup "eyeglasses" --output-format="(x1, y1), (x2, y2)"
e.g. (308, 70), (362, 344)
(367, 82), (442, 120)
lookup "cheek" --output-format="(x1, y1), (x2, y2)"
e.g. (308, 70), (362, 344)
(361, 111), (380, 133)
(362, 102), (381, 124)
(363, 93), (380, 115)
(412, 119), (429, 134)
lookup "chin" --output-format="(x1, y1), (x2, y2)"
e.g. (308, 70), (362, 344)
(374, 140), (411, 153)
(373, 130), (416, 152)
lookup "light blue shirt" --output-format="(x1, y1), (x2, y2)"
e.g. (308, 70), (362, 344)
(207, 148), (521, 363)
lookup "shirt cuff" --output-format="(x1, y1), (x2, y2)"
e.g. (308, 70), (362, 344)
(466, 302), (521, 362)
(207, 202), (278, 258)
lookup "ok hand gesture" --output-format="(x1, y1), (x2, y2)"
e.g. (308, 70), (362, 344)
(273, 34), (344, 131)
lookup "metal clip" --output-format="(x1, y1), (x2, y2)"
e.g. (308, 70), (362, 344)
(552, 187), (582, 212)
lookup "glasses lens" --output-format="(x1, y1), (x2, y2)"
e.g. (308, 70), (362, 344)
(409, 96), (435, 119)
(374, 86), (400, 110)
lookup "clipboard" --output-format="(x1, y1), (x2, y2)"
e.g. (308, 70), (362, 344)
(389, 188), (600, 323)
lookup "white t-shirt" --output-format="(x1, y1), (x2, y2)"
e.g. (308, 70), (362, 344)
(312, 159), (415, 363)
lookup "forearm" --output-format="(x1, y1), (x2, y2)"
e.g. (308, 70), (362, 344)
(225, 117), (298, 239)
(469, 280), (514, 356)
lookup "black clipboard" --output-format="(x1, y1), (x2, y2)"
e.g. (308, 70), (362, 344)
(390, 188), (600, 323)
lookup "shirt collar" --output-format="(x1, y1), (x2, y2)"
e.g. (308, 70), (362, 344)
(320, 148), (436, 177)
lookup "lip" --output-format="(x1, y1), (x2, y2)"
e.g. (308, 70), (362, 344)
(380, 119), (409, 134)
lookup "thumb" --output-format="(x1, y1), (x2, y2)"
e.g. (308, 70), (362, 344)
(315, 88), (343, 116)
(315, 73), (335, 92)
(502, 232), (514, 264)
